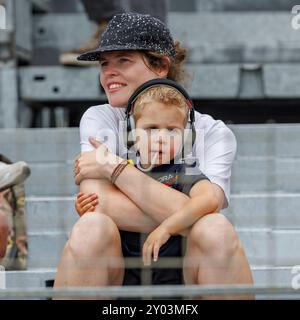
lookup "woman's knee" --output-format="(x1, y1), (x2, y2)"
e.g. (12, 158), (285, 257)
(188, 213), (240, 258)
(67, 212), (120, 258)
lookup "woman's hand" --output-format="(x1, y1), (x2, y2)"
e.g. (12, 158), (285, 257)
(74, 137), (124, 185)
(142, 225), (171, 266)
(75, 192), (99, 217)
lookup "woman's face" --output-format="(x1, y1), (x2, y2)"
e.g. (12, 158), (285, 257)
(99, 51), (168, 107)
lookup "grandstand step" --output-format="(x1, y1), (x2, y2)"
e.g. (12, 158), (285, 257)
(238, 229), (300, 266)
(224, 194), (300, 228)
(26, 230), (300, 268)
(0, 66), (18, 128)
(231, 124), (300, 158)
(31, 0), (51, 12)
(27, 232), (68, 268)
(4, 267), (297, 293)
(171, 12), (300, 63)
(25, 194), (300, 233)
(20, 158), (300, 196)
(6, 269), (55, 289)
(19, 64), (300, 101)
(263, 64), (300, 98)
(0, 0), (33, 62)
(231, 157), (300, 193)
(0, 31), (11, 44)
(26, 197), (78, 233)
(33, 12), (300, 63)
(33, 13), (93, 53)
(195, 0), (296, 11)
(15, 0), (33, 63)
(170, 0), (197, 12)
(2, 125), (300, 160)
(19, 65), (241, 101)
(24, 162), (79, 196)
(19, 66), (107, 102)
(0, 128), (80, 162)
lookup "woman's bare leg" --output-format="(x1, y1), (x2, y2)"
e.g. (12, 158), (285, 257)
(183, 214), (254, 300)
(54, 212), (124, 298)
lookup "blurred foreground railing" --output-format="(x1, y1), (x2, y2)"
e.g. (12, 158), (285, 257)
(0, 285), (300, 299)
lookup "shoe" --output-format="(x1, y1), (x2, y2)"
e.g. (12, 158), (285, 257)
(0, 161), (31, 192)
(59, 21), (108, 66)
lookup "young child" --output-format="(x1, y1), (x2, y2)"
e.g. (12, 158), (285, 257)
(75, 79), (218, 283)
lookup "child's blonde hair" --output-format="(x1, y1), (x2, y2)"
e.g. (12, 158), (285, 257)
(133, 85), (190, 124)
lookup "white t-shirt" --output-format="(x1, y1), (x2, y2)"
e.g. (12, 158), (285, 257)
(79, 104), (237, 208)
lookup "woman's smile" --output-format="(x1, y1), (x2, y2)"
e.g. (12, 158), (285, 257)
(106, 81), (127, 93)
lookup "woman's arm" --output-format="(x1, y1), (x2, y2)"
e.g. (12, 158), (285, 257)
(75, 139), (192, 226)
(79, 177), (192, 236)
(79, 178), (158, 233)
(112, 164), (191, 224)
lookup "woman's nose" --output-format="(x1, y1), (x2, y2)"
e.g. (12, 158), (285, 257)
(102, 64), (119, 77)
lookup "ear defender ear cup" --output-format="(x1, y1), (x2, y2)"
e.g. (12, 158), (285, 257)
(128, 115), (136, 150)
(182, 121), (196, 158)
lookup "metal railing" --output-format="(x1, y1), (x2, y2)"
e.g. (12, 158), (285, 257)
(0, 284), (300, 299)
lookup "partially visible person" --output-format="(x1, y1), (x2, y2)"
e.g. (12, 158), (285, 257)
(60, 0), (169, 66)
(0, 156), (30, 267)
(0, 161), (31, 192)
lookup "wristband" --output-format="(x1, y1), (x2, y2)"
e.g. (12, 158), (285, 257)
(111, 160), (131, 184)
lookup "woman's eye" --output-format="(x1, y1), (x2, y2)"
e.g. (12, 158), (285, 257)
(99, 61), (108, 67)
(120, 58), (130, 63)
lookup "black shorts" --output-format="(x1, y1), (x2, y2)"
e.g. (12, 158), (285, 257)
(120, 231), (184, 286)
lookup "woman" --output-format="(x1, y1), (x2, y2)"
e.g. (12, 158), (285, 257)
(54, 13), (253, 299)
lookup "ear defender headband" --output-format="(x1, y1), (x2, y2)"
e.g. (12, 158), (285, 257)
(124, 78), (196, 165)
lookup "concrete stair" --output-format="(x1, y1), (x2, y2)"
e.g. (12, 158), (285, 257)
(11, 157), (300, 196)
(0, 124), (299, 297)
(4, 266), (296, 290)
(19, 64), (300, 102)
(20, 194), (300, 269)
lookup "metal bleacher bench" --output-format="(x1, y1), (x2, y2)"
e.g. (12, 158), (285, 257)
(3, 8), (300, 128)
(19, 12), (300, 106)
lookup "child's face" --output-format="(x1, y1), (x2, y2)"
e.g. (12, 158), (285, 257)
(135, 102), (186, 168)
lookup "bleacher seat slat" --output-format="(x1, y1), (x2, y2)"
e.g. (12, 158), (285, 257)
(32, 13), (300, 63)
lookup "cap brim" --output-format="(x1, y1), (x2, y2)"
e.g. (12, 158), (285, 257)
(77, 44), (168, 61)
(77, 45), (142, 61)
(77, 49), (102, 61)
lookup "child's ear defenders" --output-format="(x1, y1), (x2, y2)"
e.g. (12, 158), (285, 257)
(124, 78), (196, 157)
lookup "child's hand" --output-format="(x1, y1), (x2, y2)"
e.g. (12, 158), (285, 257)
(75, 192), (99, 216)
(142, 225), (171, 266)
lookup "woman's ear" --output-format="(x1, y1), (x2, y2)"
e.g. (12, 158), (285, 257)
(156, 56), (171, 78)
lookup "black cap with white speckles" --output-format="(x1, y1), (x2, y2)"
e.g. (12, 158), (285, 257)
(77, 13), (176, 61)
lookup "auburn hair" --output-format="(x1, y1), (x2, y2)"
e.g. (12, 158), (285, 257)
(142, 41), (190, 85)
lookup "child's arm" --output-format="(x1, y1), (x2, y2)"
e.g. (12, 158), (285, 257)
(159, 179), (218, 234)
(75, 192), (99, 216)
(143, 179), (219, 265)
